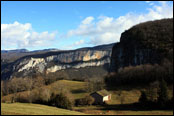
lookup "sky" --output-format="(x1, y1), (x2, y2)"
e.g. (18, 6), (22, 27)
(1, 1), (173, 51)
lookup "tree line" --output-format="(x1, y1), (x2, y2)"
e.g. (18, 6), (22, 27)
(139, 78), (173, 110)
(105, 59), (173, 88)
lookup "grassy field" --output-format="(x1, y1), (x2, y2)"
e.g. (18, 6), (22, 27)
(76, 108), (173, 115)
(47, 80), (88, 99)
(2, 80), (173, 115)
(3, 80), (173, 103)
(1, 103), (172, 115)
(2, 80), (142, 103)
(73, 105), (173, 115)
(1, 103), (86, 115)
(2, 80), (88, 102)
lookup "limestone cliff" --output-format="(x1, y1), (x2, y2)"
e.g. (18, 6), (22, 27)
(1, 44), (113, 79)
(110, 18), (173, 72)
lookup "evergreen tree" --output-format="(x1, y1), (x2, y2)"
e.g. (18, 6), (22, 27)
(139, 91), (148, 103)
(139, 91), (148, 108)
(158, 78), (169, 107)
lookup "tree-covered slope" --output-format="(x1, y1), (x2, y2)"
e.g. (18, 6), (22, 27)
(110, 18), (173, 72)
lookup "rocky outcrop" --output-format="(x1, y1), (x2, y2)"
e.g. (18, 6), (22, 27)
(46, 57), (110, 73)
(2, 44), (113, 79)
(13, 50), (111, 74)
(110, 18), (173, 72)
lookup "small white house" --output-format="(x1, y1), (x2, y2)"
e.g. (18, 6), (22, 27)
(90, 89), (111, 105)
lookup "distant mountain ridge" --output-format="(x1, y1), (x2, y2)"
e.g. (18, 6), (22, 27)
(1, 48), (60, 53)
(1, 43), (114, 53)
(1, 49), (29, 53)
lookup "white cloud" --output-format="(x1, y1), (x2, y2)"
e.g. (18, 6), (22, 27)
(90, 32), (119, 45)
(82, 16), (94, 25)
(1, 21), (57, 49)
(158, 1), (167, 4)
(66, 1), (173, 46)
(76, 39), (84, 45)
(67, 17), (95, 37)
(71, 39), (85, 47)
(146, 1), (151, 3)
(145, 1), (154, 6)
(63, 39), (85, 50)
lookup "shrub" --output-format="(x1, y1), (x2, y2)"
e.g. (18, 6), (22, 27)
(1, 80), (9, 96)
(146, 81), (160, 102)
(75, 95), (94, 106)
(2, 77), (33, 95)
(53, 93), (73, 110)
(85, 95), (95, 105)
(48, 92), (73, 110)
(75, 99), (81, 106)
(32, 76), (45, 89)
(138, 79), (172, 109)
(30, 90), (40, 103)
(139, 91), (148, 104)
(86, 79), (105, 93)
(157, 78), (169, 107)
(36, 87), (51, 104)
(15, 92), (32, 103)
(120, 94), (125, 105)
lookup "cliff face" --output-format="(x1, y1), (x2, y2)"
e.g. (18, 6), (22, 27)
(110, 18), (173, 72)
(13, 50), (111, 74)
(1, 44), (113, 80)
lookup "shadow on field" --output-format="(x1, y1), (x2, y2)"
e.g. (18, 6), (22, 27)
(100, 103), (173, 111)
(71, 89), (86, 94)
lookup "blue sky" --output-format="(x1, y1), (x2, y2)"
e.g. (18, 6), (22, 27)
(1, 1), (173, 50)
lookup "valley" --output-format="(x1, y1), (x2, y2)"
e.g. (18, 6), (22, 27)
(1, 18), (173, 115)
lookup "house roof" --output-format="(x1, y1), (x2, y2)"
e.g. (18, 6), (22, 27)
(91, 89), (110, 97)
